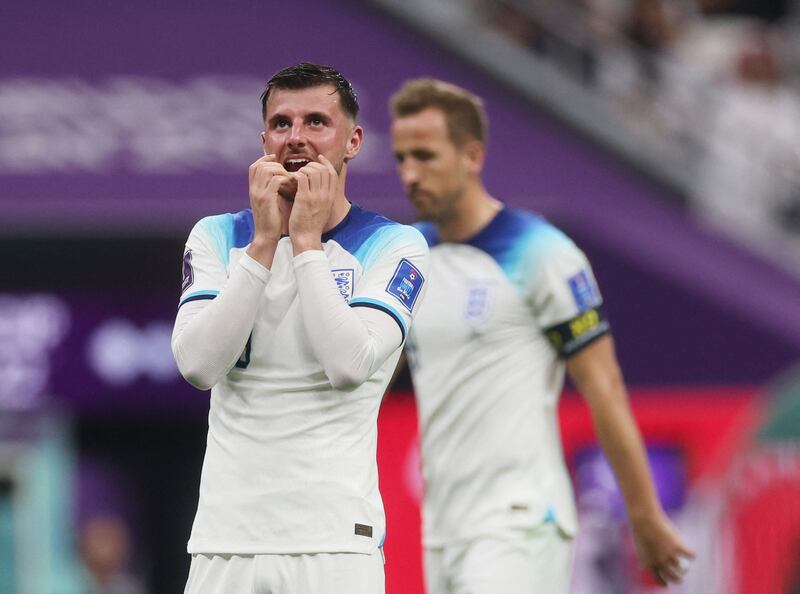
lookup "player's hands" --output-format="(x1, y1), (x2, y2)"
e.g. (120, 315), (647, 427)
(630, 511), (695, 586)
(288, 155), (338, 255)
(247, 153), (292, 267)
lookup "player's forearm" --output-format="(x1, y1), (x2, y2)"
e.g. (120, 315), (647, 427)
(293, 250), (401, 390)
(172, 254), (270, 390)
(567, 337), (664, 521)
(589, 393), (664, 521)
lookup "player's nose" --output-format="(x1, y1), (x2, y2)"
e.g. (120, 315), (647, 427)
(287, 122), (306, 147)
(399, 162), (419, 187)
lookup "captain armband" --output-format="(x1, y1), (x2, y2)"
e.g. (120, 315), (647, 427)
(544, 306), (611, 358)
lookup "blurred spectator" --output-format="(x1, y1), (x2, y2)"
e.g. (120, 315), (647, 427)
(486, 1), (543, 50)
(696, 0), (792, 22)
(625, 0), (678, 86)
(586, 0), (706, 148)
(483, 0), (596, 81)
(690, 23), (800, 242)
(76, 460), (147, 594)
(80, 514), (146, 594)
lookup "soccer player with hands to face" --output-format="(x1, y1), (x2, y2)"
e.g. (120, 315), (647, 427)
(172, 63), (429, 594)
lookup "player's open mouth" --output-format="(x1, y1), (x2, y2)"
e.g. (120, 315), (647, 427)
(284, 158), (311, 172)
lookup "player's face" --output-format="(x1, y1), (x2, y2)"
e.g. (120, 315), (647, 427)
(262, 85), (362, 175)
(391, 108), (471, 224)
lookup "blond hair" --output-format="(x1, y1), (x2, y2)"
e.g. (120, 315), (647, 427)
(389, 78), (488, 147)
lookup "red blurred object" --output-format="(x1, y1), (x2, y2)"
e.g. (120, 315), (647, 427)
(377, 386), (761, 594)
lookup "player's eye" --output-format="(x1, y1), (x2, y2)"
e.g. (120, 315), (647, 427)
(309, 117), (324, 127)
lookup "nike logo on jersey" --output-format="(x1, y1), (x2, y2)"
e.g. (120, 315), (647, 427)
(182, 249), (194, 293)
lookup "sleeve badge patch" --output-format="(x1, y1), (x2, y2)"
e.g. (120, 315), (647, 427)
(386, 259), (425, 313)
(568, 270), (601, 311)
(181, 249), (194, 293)
(332, 268), (354, 302)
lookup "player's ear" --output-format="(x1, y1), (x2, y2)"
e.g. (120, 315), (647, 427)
(260, 131), (268, 153)
(463, 139), (485, 174)
(344, 125), (364, 162)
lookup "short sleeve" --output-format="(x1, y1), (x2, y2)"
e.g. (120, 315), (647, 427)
(526, 227), (610, 357)
(178, 216), (230, 308)
(348, 224), (430, 342)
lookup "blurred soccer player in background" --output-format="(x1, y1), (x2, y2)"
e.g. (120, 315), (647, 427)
(171, 63), (429, 594)
(389, 78), (693, 594)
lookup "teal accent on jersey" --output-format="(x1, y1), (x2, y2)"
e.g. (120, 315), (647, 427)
(180, 289), (220, 306)
(196, 209), (254, 269)
(352, 224), (422, 272)
(467, 208), (572, 299)
(328, 204), (424, 272)
(349, 297), (408, 339)
(197, 214), (235, 268)
(544, 505), (556, 523)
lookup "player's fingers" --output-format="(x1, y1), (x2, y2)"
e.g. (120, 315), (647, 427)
(263, 175), (289, 199)
(318, 154), (337, 177)
(292, 170), (310, 199)
(656, 561), (684, 584)
(671, 554), (692, 577)
(302, 162), (325, 198)
(318, 155), (337, 196)
(250, 154), (276, 170)
(253, 162), (289, 189)
(651, 567), (668, 587)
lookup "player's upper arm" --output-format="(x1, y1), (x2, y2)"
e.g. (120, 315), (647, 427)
(524, 226), (610, 358)
(348, 224), (430, 346)
(177, 216), (231, 309)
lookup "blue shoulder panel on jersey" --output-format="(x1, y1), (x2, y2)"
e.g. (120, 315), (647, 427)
(413, 221), (439, 247)
(197, 209), (254, 268)
(349, 297), (408, 342)
(467, 208), (564, 293)
(326, 204), (415, 271)
(231, 209), (255, 249)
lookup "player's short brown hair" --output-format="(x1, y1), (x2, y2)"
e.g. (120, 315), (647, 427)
(261, 62), (359, 121)
(389, 78), (488, 147)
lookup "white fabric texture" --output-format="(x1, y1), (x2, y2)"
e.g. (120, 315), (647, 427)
(293, 250), (402, 390)
(424, 523), (575, 594)
(172, 205), (429, 556)
(409, 209), (604, 548)
(172, 251), (402, 392)
(172, 253), (270, 390)
(185, 551), (385, 594)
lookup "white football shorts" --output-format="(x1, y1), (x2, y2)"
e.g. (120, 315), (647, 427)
(425, 522), (575, 594)
(184, 549), (385, 594)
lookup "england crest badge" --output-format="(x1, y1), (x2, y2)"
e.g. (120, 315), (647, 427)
(332, 268), (354, 302)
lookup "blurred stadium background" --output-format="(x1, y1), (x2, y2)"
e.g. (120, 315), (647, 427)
(1, 0), (799, 592)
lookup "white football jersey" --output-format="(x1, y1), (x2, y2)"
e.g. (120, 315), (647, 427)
(408, 208), (609, 547)
(179, 204), (428, 555)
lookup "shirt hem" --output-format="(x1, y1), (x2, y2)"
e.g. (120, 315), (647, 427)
(423, 517), (578, 548)
(187, 540), (379, 556)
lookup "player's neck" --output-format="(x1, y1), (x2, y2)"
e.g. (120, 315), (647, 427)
(324, 195), (353, 233)
(438, 188), (502, 243)
(323, 163), (351, 233)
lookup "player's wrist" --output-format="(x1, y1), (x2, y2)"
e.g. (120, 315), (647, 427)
(246, 236), (279, 268)
(290, 234), (322, 256)
(627, 504), (665, 528)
